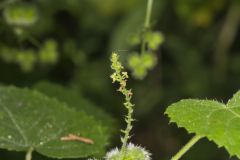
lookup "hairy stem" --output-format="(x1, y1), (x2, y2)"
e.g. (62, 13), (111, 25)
(110, 53), (134, 157)
(171, 135), (202, 160)
(25, 147), (33, 160)
(141, 0), (154, 54)
(121, 102), (134, 151)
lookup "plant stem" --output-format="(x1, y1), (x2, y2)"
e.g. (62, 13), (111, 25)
(141, 0), (154, 54)
(214, 3), (240, 78)
(121, 103), (134, 151)
(145, 0), (153, 29)
(171, 135), (202, 160)
(110, 53), (135, 158)
(25, 147), (34, 160)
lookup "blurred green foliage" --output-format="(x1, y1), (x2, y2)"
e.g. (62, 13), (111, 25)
(0, 0), (240, 159)
(3, 2), (38, 27)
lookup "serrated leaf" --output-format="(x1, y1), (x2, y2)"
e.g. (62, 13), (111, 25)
(165, 91), (240, 158)
(0, 86), (109, 158)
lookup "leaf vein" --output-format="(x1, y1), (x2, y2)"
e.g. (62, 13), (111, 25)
(1, 105), (28, 144)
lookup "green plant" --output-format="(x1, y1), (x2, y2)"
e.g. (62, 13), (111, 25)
(0, 0), (239, 160)
(108, 53), (151, 160)
(165, 91), (240, 159)
(126, 0), (164, 79)
(109, 52), (240, 160)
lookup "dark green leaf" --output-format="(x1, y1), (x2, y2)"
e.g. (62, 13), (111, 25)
(0, 86), (109, 158)
(33, 81), (115, 128)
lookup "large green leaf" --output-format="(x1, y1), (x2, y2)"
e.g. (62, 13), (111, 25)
(33, 81), (115, 128)
(0, 86), (109, 158)
(165, 91), (240, 158)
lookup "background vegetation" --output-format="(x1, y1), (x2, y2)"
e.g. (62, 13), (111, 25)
(0, 0), (240, 159)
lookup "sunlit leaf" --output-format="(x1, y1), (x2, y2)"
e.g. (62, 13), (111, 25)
(165, 91), (240, 158)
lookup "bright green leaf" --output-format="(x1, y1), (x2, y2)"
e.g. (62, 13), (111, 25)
(165, 91), (240, 158)
(0, 86), (109, 158)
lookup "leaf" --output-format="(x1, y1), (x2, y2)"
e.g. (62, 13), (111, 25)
(165, 91), (240, 158)
(0, 86), (109, 158)
(33, 81), (115, 129)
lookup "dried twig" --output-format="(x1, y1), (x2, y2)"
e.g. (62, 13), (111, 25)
(60, 134), (94, 144)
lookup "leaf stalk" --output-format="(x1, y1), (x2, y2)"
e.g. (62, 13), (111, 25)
(171, 135), (202, 160)
(25, 147), (34, 160)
